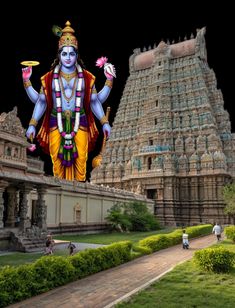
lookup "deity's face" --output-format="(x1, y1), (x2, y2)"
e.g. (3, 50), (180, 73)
(59, 46), (77, 68)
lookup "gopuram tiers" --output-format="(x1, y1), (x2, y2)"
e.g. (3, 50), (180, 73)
(91, 27), (235, 226)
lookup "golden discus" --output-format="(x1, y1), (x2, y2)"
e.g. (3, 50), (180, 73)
(21, 60), (40, 66)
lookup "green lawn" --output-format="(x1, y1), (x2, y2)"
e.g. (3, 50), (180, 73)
(53, 228), (175, 245)
(0, 229), (174, 267)
(116, 240), (235, 308)
(0, 249), (69, 267)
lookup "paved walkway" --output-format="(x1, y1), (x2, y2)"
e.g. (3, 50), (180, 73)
(53, 241), (104, 252)
(8, 234), (218, 308)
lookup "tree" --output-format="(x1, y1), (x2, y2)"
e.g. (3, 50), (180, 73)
(105, 202), (132, 232)
(222, 183), (235, 222)
(106, 201), (160, 232)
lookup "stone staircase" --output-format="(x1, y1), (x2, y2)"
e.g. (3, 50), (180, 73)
(10, 232), (46, 252)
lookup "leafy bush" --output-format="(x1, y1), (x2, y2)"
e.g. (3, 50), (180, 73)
(139, 234), (172, 251)
(32, 256), (75, 293)
(69, 241), (132, 279)
(106, 201), (160, 232)
(106, 203), (132, 232)
(0, 264), (35, 307)
(132, 244), (152, 255)
(0, 241), (132, 307)
(167, 230), (182, 245)
(224, 225), (235, 242)
(186, 224), (212, 237)
(194, 247), (235, 273)
(222, 183), (235, 218)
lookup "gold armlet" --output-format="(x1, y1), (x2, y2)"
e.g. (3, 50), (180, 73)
(105, 79), (113, 88)
(91, 88), (97, 94)
(29, 118), (38, 127)
(100, 115), (109, 126)
(23, 80), (32, 88)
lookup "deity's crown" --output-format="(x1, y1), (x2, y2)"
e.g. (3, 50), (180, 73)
(58, 21), (78, 50)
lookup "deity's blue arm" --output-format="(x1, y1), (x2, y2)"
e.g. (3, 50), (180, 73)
(96, 79), (113, 104)
(25, 96), (47, 140)
(22, 66), (45, 104)
(31, 97), (47, 121)
(90, 95), (111, 138)
(22, 67), (47, 140)
(24, 84), (45, 104)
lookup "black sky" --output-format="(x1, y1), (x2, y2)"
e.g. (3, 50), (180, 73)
(3, 2), (234, 175)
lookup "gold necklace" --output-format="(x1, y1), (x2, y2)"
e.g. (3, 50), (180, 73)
(60, 70), (77, 83)
(59, 77), (77, 103)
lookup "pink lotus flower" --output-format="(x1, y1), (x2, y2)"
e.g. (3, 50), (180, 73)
(27, 144), (36, 152)
(96, 57), (108, 68)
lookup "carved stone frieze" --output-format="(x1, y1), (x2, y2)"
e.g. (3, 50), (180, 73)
(0, 107), (25, 138)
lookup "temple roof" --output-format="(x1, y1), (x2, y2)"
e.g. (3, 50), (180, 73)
(171, 39), (195, 57)
(133, 38), (196, 70)
(134, 50), (155, 70)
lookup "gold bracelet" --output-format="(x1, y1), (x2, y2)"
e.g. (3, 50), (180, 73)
(100, 115), (109, 126)
(29, 118), (38, 127)
(23, 80), (32, 88)
(105, 79), (113, 88)
(91, 88), (97, 94)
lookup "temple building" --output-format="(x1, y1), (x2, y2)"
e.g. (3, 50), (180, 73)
(0, 108), (153, 251)
(91, 27), (235, 226)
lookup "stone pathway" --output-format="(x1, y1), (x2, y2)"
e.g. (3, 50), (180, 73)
(8, 234), (217, 308)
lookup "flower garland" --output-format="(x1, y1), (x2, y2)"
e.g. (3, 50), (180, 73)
(53, 64), (83, 150)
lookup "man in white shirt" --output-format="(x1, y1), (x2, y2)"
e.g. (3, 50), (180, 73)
(182, 230), (189, 249)
(212, 223), (222, 241)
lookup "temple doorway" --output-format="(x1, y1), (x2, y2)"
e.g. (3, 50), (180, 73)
(31, 200), (37, 225)
(146, 189), (156, 200)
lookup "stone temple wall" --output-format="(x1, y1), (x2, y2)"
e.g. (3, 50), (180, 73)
(0, 108), (154, 250)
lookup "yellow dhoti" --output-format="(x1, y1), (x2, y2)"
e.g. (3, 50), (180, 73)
(49, 128), (88, 181)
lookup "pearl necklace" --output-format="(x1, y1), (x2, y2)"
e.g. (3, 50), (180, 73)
(53, 64), (83, 148)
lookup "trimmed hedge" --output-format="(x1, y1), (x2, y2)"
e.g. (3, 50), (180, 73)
(224, 225), (235, 242)
(194, 247), (235, 273)
(132, 244), (152, 257)
(138, 224), (212, 253)
(0, 241), (132, 308)
(70, 241), (132, 279)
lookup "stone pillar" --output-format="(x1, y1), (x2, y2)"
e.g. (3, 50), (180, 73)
(0, 180), (8, 229)
(36, 186), (47, 231)
(19, 185), (32, 232)
(5, 187), (17, 227)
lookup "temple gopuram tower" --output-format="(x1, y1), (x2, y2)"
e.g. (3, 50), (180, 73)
(91, 27), (235, 226)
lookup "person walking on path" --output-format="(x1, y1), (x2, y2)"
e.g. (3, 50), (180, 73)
(182, 229), (189, 249)
(68, 241), (76, 256)
(212, 222), (222, 241)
